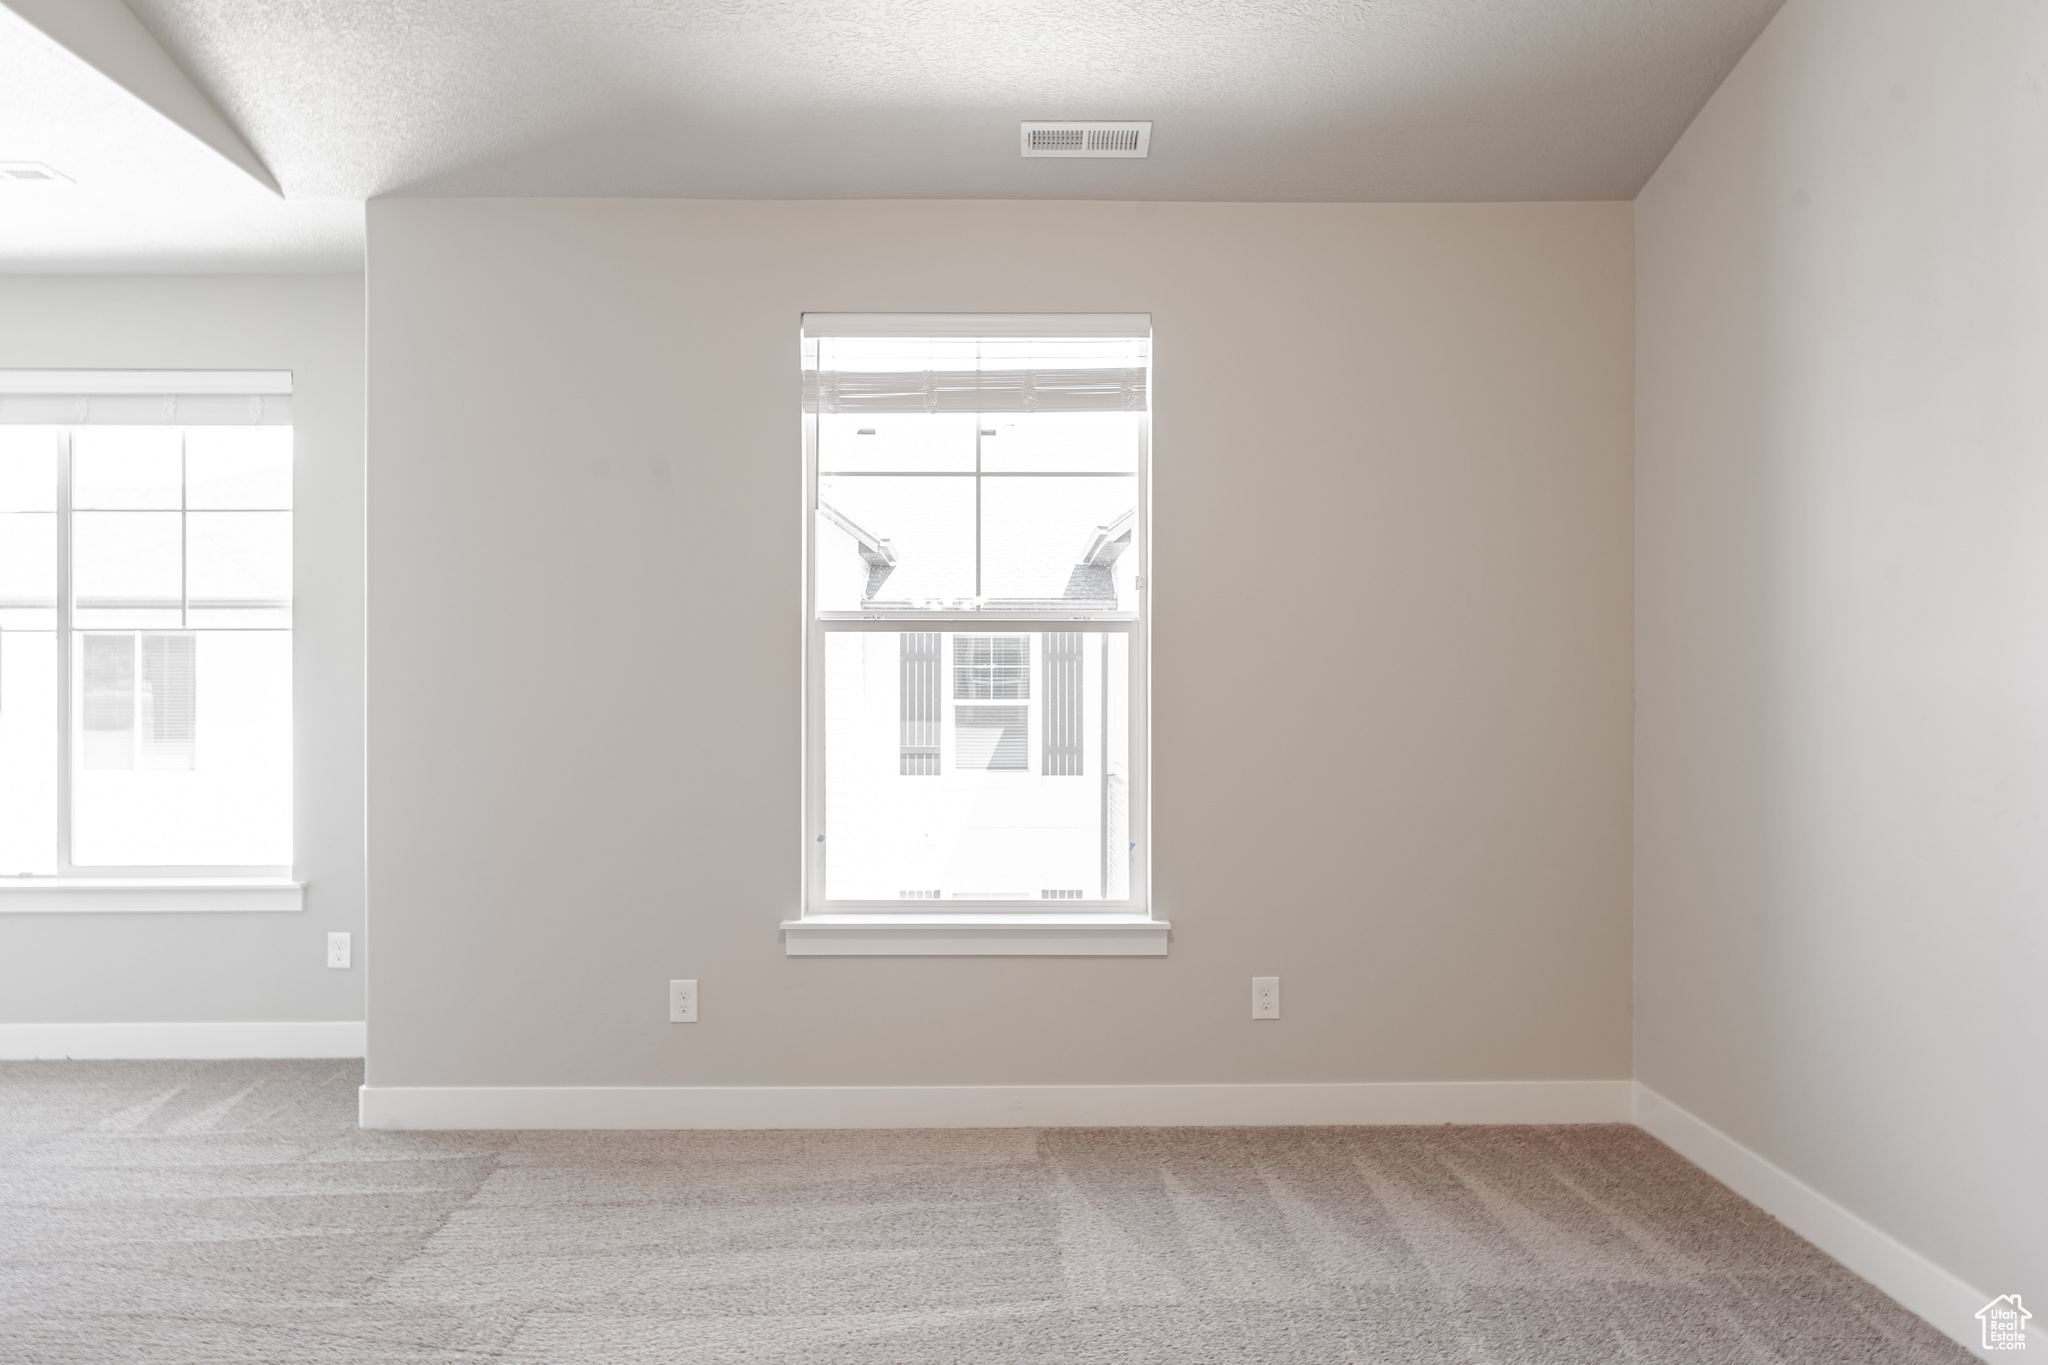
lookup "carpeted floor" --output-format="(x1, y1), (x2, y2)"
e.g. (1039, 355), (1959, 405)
(0, 1061), (1970, 1364)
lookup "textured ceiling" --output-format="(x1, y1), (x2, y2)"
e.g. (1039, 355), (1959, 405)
(1, 0), (1789, 269)
(133, 0), (1785, 202)
(0, 4), (358, 270)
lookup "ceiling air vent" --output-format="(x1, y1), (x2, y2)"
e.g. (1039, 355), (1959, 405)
(1020, 122), (1152, 158)
(0, 162), (72, 184)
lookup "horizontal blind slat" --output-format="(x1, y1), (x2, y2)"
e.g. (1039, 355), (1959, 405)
(804, 368), (1144, 415)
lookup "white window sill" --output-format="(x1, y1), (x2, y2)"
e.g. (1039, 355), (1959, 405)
(781, 914), (1168, 957)
(0, 879), (303, 913)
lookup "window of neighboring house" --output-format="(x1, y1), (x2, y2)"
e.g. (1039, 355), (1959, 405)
(951, 634), (1028, 771)
(0, 375), (293, 875)
(952, 633), (1029, 699)
(804, 315), (1147, 910)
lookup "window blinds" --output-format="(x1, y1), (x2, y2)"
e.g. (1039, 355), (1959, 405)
(0, 372), (292, 425)
(802, 316), (1148, 415)
(805, 366), (1145, 414)
(804, 314), (1148, 339)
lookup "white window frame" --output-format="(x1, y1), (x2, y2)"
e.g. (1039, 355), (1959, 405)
(0, 372), (301, 913)
(785, 316), (1164, 956)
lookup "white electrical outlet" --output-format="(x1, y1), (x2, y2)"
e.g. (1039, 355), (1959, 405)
(669, 979), (698, 1023)
(1252, 976), (1280, 1019)
(326, 932), (351, 969)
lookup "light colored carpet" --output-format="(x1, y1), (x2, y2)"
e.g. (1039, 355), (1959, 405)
(0, 1061), (1969, 1364)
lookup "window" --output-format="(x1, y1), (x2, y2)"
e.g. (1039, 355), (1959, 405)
(952, 634), (1029, 699)
(801, 315), (1149, 932)
(0, 374), (293, 876)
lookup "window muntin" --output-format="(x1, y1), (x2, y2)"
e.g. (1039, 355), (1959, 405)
(0, 404), (292, 877)
(804, 318), (1147, 914)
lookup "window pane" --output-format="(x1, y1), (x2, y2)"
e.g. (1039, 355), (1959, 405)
(817, 475), (974, 609)
(980, 475), (1138, 608)
(0, 431), (58, 630)
(73, 428), (181, 509)
(72, 630), (291, 866)
(0, 428), (58, 511)
(979, 411), (1141, 473)
(74, 511), (182, 627)
(817, 413), (975, 473)
(0, 629), (57, 873)
(186, 427), (292, 509)
(187, 511), (292, 627)
(823, 631), (1127, 901)
(0, 512), (56, 629)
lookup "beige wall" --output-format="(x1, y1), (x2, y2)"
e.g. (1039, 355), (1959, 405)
(1637, 0), (2047, 1314)
(365, 199), (1634, 1088)
(0, 274), (366, 1024)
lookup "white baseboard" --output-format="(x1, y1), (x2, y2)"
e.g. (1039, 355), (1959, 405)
(1634, 1083), (2040, 1363)
(0, 1021), (365, 1060)
(358, 1078), (1632, 1131)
